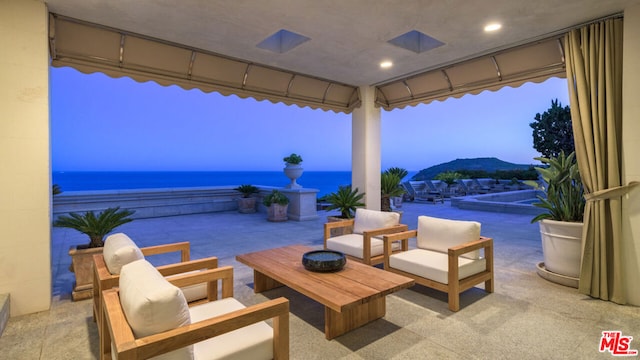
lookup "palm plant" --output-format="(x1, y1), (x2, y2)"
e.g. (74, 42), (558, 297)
(526, 151), (585, 223)
(381, 172), (405, 211)
(53, 207), (136, 248)
(384, 167), (408, 181)
(435, 171), (462, 187)
(262, 190), (290, 206)
(234, 184), (259, 198)
(325, 185), (365, 218)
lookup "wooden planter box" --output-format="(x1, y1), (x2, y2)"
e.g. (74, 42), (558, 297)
(68, 246), (103, 301)
(327, 215), (353, 237)
(267, 204), (288, 222)
(237, 197), (257, 213)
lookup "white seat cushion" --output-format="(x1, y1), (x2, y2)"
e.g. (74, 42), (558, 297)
(326, 233), (399, 259)
(190, 298), (274, 360)
(352, 208), (400, 234)
(390, 249), (487, 284)
(119, 259), (192, 360)
(103, 233), (144, 274)
(417, 216), (481, 260)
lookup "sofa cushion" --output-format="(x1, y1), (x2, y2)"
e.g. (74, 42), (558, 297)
(416, 216), (481, 260)
(326, 233), (399, 259)
(190, 298), (274, 360)
(389, 249), (487, 284)
(352, 208), (400, 235)
(119, 259), (193, 360)
(103, 233), (144, 274)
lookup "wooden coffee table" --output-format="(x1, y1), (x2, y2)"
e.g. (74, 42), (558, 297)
(236, 245), (414, 339)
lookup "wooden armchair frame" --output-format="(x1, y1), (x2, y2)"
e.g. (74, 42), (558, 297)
(101, 266), (290, 360)
(93, 241), (219, 357)
(324, 219), (408, 265)
(383, 230), (494, 311)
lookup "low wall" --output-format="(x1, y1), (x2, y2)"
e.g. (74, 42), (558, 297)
(52, 186), (319, 221)
(451, 190), (546, 216)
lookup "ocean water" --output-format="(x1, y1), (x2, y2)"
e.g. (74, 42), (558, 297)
(52, 171), (353, 197)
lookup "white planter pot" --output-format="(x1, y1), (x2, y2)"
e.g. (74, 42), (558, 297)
(283, 164), (303, 189)
(539, 219), (584, 278)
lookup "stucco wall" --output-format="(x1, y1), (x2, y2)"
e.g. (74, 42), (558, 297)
(0, 0), (52, 316)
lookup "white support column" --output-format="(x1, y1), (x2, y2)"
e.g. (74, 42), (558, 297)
(0, 0), (52, 316)
(622, 4), (640, 305)
(351, 86), (381, 210)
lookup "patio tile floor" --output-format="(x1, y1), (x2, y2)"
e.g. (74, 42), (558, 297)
(1, 200), (638, 359)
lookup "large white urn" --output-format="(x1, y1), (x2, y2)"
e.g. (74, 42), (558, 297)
(537, 219), (584, 287)
(283, 164), (303, 189)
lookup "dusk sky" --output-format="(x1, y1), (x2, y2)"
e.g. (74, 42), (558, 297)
(51, 67), (570, 172)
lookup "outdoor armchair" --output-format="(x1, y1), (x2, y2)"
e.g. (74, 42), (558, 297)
(324, 208), (408, 265)
(93, 233), (219, 357)
(101, 259), (290, 360)
(382, 215), (494, 311)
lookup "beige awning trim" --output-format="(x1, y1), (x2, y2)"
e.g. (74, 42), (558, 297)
(48, 14), (361, 114)
(375, 36), (567, 111)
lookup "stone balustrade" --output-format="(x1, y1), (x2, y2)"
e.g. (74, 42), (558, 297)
(52, 186), (319, 221)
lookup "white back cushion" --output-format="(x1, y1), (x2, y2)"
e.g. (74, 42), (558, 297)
(353, 208), (400, 234)
(119, 259), (193, 360)
(103, 233), (144, 275)
(416, 216), (481, 259)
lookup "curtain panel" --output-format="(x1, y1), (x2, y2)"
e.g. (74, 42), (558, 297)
(564, 17), (638, 303)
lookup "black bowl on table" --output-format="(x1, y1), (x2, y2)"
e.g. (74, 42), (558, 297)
(302, 250), (346, 272)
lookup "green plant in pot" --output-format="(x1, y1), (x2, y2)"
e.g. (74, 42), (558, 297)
(324, 185), (365, 237)
(385, 167), (409, 205)
(263, 190), (290, 221)
(325, 185), (365, 219)
(525, 151), (586, 284)
(234, 184), (259, 213)
(385, 167), (408, 180)
(283, 153), (303, 165)
(53, 206), (135, 300)
(381, 171), (405, 212)
(54, 206), (136, 248)
(527, 151), (585, 223)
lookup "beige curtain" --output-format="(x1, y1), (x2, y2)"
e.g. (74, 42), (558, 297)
(565, 18), (638, 303)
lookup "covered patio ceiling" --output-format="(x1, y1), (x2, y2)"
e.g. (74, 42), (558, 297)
(45, 0), (639, 113)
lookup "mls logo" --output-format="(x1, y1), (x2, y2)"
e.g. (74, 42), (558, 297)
(599, 331), (638, 356)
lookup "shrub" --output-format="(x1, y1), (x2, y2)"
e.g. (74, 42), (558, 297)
(283, 153), (303, 165)
(263, 190), (290, 206)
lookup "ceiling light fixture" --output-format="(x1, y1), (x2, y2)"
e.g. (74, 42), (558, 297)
(484, 23), (502, 32)
(380, 61), (393, 69)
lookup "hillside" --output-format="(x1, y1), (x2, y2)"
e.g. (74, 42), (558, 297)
(411, 157), (534, 180)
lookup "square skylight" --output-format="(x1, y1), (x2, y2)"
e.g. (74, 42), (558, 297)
(257, 29), (310, 53)
(388, 30), (445, 54)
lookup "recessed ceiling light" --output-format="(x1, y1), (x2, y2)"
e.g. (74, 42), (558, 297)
(380, 61), (393, 69)
(484, 23), (502, 32)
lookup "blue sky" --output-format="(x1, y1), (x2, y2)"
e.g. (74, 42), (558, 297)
(51, 67), (570, 172)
